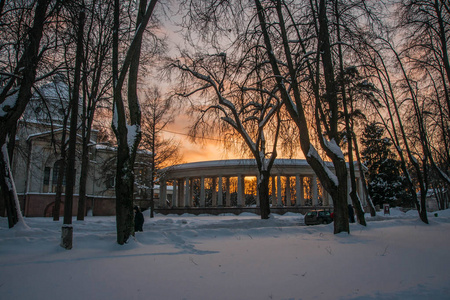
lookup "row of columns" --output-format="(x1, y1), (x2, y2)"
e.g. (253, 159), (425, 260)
(159, 174), (328, 208)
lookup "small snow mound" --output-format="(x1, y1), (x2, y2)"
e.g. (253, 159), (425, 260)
(12, 221), (31, 232)
(111, 236), (142, 251)
(154, 218), (174, 224)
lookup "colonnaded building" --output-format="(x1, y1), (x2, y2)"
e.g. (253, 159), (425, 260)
(156, 159), (368, 215)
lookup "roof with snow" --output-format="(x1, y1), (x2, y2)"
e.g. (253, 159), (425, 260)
(160, 159), (337, 179)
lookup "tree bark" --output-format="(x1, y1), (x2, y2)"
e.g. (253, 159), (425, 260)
(0, 144), (18, 228)
(61, 6), (85, 249)
(76, 138), (89, 220)
(53, 157), (66, 221)
(149, 114), (156, 218)
(258, 170), (271, 219)
(112, 0), (158, 244)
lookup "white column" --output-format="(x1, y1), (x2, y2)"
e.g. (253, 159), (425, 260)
(358, 177), (365, 206)
(180, 179), (185, 207)
(300, 177), (305, 205)
(212, 177), (217, 207)
(189, 179), (194, 207)
(237, 175), (244, 207)
(225, 177), (231, 207)
(285, 176), (291, 206)
(218, 176), (223, 207)
(200, 176), (205, 207)
(271, 176), (277, 207)
(184, 177), (190, 207)
(277, 175), (282, 207)
(295, 175), (301, 206)
(160, 180), (167, 208)
(172, 180), (177, 208)
(312, 175), (318, 206)
(256, 178), (260, 207)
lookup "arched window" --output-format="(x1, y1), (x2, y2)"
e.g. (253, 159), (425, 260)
(43, 167), (51, 193)
(52, 160), (65, 193)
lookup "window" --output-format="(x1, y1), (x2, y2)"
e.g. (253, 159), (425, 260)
(106, 176), (115, 189)
(43, 167), (51, 193)
(50, 160), (76, 192)
(52, 161), (64, 193)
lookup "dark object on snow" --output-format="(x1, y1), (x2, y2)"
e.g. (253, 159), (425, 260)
(304, 210), (333, 225)
(134, 206), (144, 232)
(348, 204), (355, 223)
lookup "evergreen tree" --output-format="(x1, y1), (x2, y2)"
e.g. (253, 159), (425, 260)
(361, 122), (407, 207)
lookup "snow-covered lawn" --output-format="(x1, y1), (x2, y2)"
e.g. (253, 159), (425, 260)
(1, 208), (449, 300)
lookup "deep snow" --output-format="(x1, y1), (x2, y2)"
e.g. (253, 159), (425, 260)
(1, 208), (449, 300)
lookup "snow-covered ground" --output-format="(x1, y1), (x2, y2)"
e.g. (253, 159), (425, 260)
(1, 208), (449, 300)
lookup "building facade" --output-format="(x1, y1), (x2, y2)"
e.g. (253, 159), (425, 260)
(12, 78), (157, 217)
(157, 159), (367, 214)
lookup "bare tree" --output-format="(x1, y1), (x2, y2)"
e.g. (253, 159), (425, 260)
(0, 0), (57, 228)
(252, 0), (352, 232)
(112, 0), (158, 245)
(172, 49), (282, 219)
(396, 0), (450, 195)
(77, 0), (115, 221)
(178, 0), (385, 232)
(61, 1), (86, 250)
(139, 87), (183, 217)
(357, 37), (430, 223)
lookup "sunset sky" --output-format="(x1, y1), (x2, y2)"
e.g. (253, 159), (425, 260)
(163, 112), (242, 163)
(162, 110), (304, 164)
(155, 8), (301, 164)
(155, 18), (247, 164)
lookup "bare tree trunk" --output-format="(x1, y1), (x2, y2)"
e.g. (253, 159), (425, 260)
(76, 138), (89, 220)
(115, 148), (136, 244)
(77, 87), (94, 221)
(316, 0), (350, 232)
(61, 5), (85, 249)
(77, 0), (112, 220)
(53, 116), (69, 221)
(77, 74), (89, 221)
(0, 188), (5, 218)
(434, 0), (450, 111)
(258, 170), (271, 219)
(334, 1), (366, 226)
(112, 0), (158, 244)
(353, 134), (376, 217)
(0, 144), (18, 228)
(149, 110), (156, 218)
(53, 155), (66, 221)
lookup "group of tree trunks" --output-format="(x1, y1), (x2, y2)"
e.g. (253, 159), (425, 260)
(2, 0), (450, 243)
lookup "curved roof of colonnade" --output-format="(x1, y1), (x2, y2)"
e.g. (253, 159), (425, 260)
(159, 159), (336, 180)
